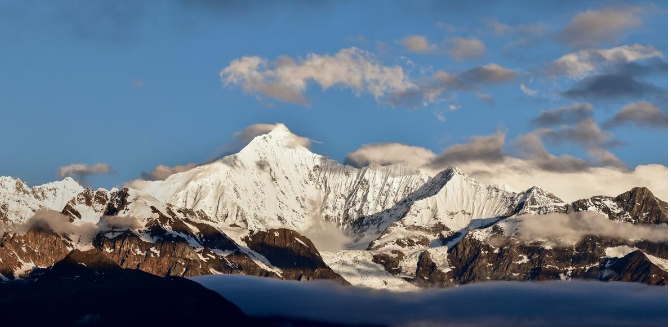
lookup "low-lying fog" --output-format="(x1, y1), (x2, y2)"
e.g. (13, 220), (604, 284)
(192, 275), (667, 327)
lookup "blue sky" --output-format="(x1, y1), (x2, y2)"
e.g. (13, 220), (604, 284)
(0, 0), (667, 189)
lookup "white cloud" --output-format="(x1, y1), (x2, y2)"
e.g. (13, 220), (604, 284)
(58, 163), (113, 185)
(476, 92), (493, 104)
(142, 163), (198, 181)
(58, 163), (112, 178)
(558, 7), (643, 48)
(517, 212), (668, 245)
(520, 83), (538, 96)
(531, 103), (593, 127)
(587, 148), (627, 170)
(604, 101), (668, 128)
(538, 118), (617, 148)
(434, 110), (446, 122)
(483, 16), (549, 38)
(447, 36), (486, 61)
(220, 48), (415, 106)
(454, 159), (668, 202)
(344, 143), (437, 168)
(400, 35), (437, 53)
(17, 209), (99, 241)
(429, 131), (507, 168)
(549, 44), (662, 78)
(460, 63), (516, 84)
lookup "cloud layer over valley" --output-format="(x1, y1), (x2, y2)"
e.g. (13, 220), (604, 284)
(194, 275), (668, 327)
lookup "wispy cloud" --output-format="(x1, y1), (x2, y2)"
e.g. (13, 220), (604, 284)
(58, 163), (113, 185)
(517, 212), (668, 244)
(530, 103), (593, 127)
(548, 44), (663, 78)
(220, 48), (415, 106)
(141, 163), (198, 181)
(604, 101), (668, 129)
(345, 143), (437, 168)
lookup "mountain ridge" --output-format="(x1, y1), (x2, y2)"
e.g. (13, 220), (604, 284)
(0, 125), (667, 289)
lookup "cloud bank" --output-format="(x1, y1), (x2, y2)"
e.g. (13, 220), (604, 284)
(10, 210), (142, 241)
(344, 129), (667, 201)
(517, 212), (668, 245)
(193, 275), (667, 327)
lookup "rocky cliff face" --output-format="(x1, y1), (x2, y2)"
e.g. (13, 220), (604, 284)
(571, 187), (668, 225)
(245, 228), (348, 284)
(590, 250), (667, 285)
(0, 227), (71, 280)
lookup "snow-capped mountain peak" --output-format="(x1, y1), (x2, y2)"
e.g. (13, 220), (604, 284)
(237, 124), (312, 157)
(0, 176), (83, 223)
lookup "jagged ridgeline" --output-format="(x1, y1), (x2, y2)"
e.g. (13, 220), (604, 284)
(0, 125), (667, 289)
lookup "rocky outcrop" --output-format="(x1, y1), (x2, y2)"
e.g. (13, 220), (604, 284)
(0, 212), (281, 280)
(615, 187), (668, 224)
(0, 227), (71, 280)
(589, 250), (667, 285)
(61, 188), (110, 221)
(372, 250), (405, 275)
(571, 187), (668, 225)
(94, 218), (279, 278)
(512, 186), (567, 215)
(245, 228), (349, 284)
(413, 251), (454, 287)
(401, 232), (668, 287)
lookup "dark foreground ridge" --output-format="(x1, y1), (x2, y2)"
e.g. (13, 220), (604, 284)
(0, 249), (380, 327)
(0, 249), (266, 327)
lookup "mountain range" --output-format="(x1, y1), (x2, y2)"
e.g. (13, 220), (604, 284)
(0, 125), (667, 290)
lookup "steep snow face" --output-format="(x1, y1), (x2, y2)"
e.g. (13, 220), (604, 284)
(135, 125), (429, 234)
(512, 186), (567, 215)
(0, 177), (83, 223)
(401, 168), (516, 230)
(360, 168), (520, 251)
(320, 250), (419, 291)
